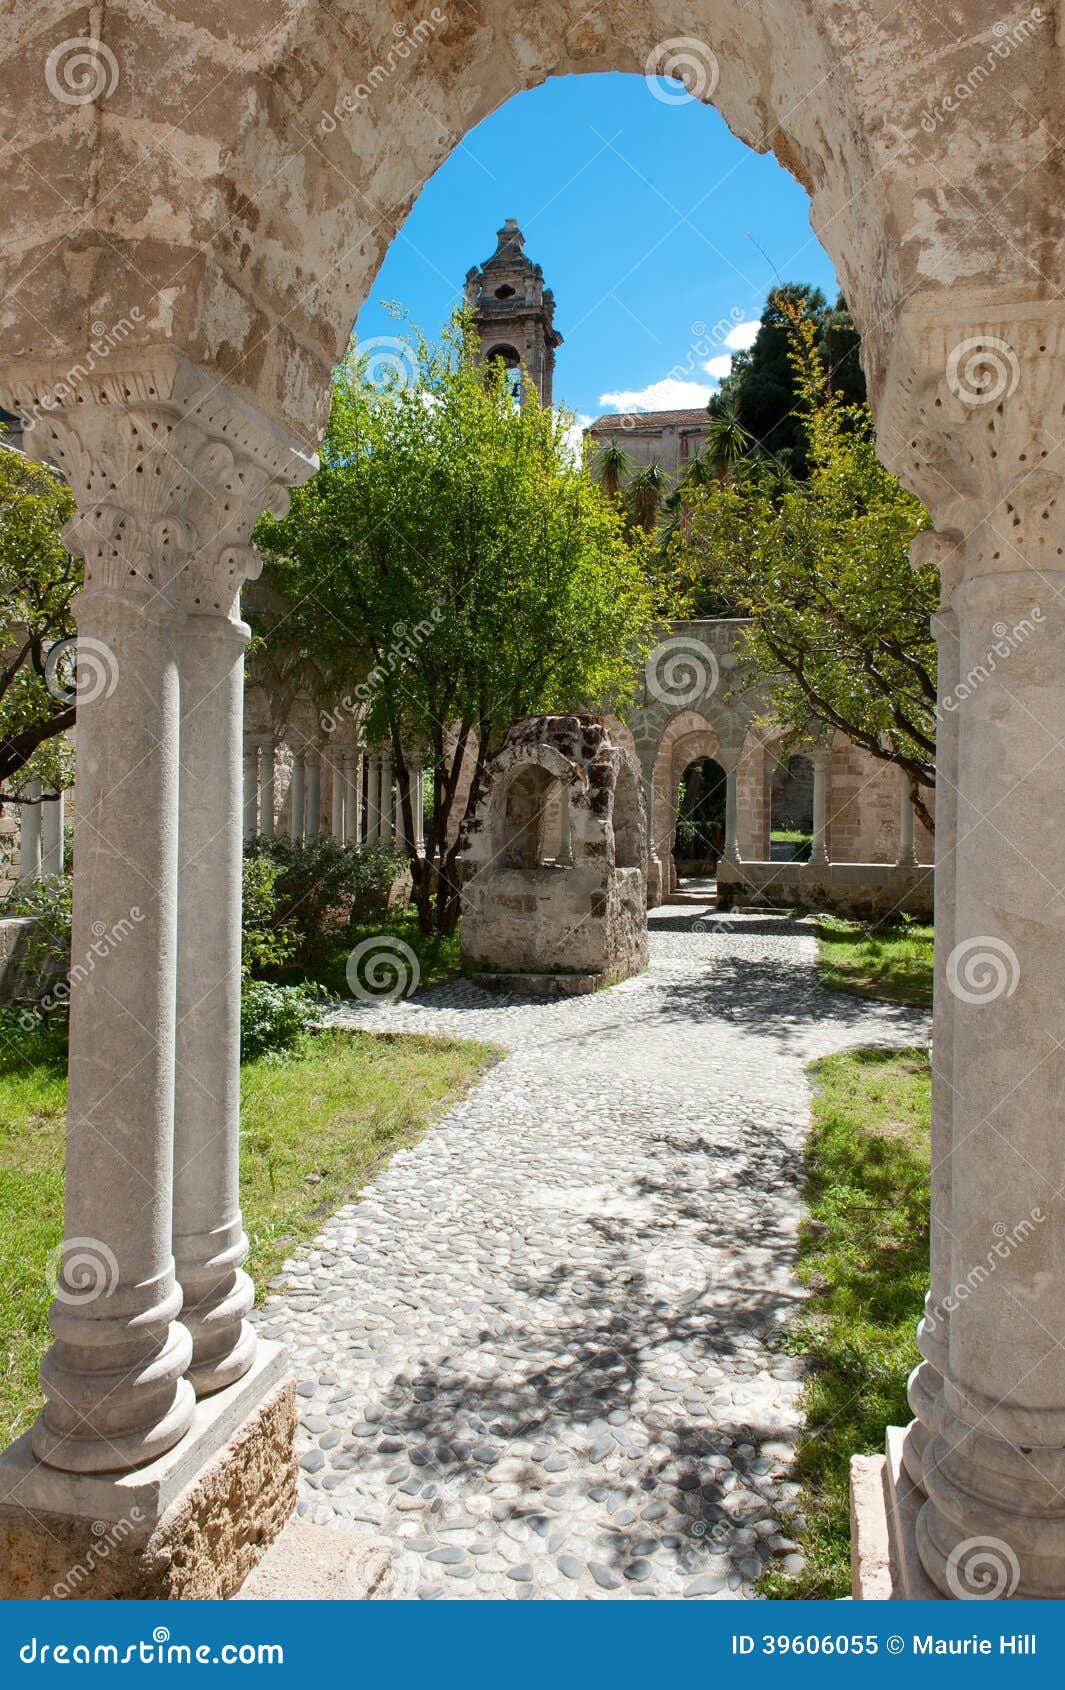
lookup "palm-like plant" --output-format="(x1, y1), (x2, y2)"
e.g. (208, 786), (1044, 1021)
(592, 438), (632, 505)
(704, 401), (750, 480)
(627, 459), (664, 534)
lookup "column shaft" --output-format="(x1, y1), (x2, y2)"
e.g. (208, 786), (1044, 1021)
(289, 752), (305, 843)
(18, 780), (42, 880)
(258, 737), (276, 839)
(172, 615), (256, 1397)
(41, 790), (65, 877)
(33, 590), (194, 1472)
(305, 752), (321, 841)
(809, 753), (829, 865)
(722, 766), (741, 864)
(897, 766), (918, 867)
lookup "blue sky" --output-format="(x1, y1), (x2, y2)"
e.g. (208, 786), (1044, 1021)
(354, 72), (840, 425)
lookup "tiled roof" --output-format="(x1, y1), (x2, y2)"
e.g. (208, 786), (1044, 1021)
(586, 408), (711, 431)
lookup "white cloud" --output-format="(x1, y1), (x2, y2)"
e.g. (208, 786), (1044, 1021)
(703, 354), (733, 382)
(724, 318), (760, 350)
(597, 377), (715, 414)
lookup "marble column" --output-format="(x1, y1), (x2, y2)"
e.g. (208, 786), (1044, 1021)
(41, 791), (65, 878)
(257, 736), (276, 839)
(722, 765), (741, 865)
(304, 751), (321, 841)
(904, 533), (963, 1496)
(33, 577), (194, 1471)
(172, 613), (256, 1397)
(809, 750), (829, 866)
(345, 750), (361, 845)
(289, 751), (305, 843)
(18, 780), (42, 880)
(242, 743), (258, 839)
(365, 754), (380, 844)
(897, 766), (918, 868)
(880, 308), (1065, 1597)
(330, 752), (344, 840)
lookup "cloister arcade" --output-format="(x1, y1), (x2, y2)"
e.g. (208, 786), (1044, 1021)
(1, 0), (1063, 1601)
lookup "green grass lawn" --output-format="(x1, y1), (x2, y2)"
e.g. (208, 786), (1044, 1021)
(816, 915), (934, 1007)
(0, 1022), (496, 1448)
(765, 1043), (931, 1598)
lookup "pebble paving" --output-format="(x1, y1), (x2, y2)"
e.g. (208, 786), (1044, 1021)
(253, 906), (929, 1599)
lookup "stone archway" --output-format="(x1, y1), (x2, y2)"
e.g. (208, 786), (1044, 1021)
(2, 2), (1064, 1601)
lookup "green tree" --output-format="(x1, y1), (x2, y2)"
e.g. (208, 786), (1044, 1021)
(255, 312), (666, 934)
(679, 306), (937, 828)
(708, 284), (865, 476)
(0, 438), (79, 810)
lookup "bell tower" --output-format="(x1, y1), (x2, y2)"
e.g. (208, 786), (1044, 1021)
(464, 219), (563, 406)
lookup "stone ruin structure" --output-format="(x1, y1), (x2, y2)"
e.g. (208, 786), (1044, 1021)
(3, 0), (1065, 1605)
(459, 717), (648, 994)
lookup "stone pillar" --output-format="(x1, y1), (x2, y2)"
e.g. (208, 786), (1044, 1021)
(722, 765), (741, 865)
(365, 754), (380, 844)
(289, 751), (305, 843)
(809, 750), (830, 866)
(258, 736), (276, 839)
(173, 613), (256, 1398)
(411, 757), (425, 853)
(878, 306), (1065, 1599)
(242, 742), (258, 839)
(304, 751), (321, 840)
(904, 533), (963, 1496)
(33, 579), (194, 1472)
(18, 780), (42, 880)
(330, 752), (344, 840)
(897, 766), (918, 868)
(40, 791), (65, 878)
(0, 353), (314, 1597)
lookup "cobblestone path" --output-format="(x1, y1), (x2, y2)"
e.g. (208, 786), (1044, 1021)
(253, 908), (929, 1599)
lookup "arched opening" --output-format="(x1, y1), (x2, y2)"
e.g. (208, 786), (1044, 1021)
(496, 763), (561, 868)
(771, 753), (814, 861)
(674, 756), (727, 874)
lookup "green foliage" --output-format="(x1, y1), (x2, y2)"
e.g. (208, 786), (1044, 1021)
(239, 979), (323, 1061)
(0, 441), (79, 800)
(0, 873), (73, 1005)
(679, 304), (936, 815)
(245, 837), (407, 965)
(254, 309), (669, 933)
(708, 285), (865, 476)
(240, 853), (296, 977)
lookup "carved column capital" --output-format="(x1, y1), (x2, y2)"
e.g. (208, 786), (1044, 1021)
(5, 351), (316, 616)
(879, 295), (1065, 583)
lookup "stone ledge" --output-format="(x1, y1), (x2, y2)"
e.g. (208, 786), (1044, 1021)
(469, 968), (631, 998)
(0, 1343), (296, 1600)
(232, 1517), (394, 1600)
(850, 1427), (942, 1601)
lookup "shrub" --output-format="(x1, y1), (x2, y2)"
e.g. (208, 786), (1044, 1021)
(239, 979), (323, 1060)
(241, 853), (296, 977)
(245, 838), (407, 961)
(0, 874), (72, 1009)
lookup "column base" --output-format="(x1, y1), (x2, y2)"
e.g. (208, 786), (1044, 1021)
(850, 1426), (942, 1600)
(0, 1342), (295, 1600)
